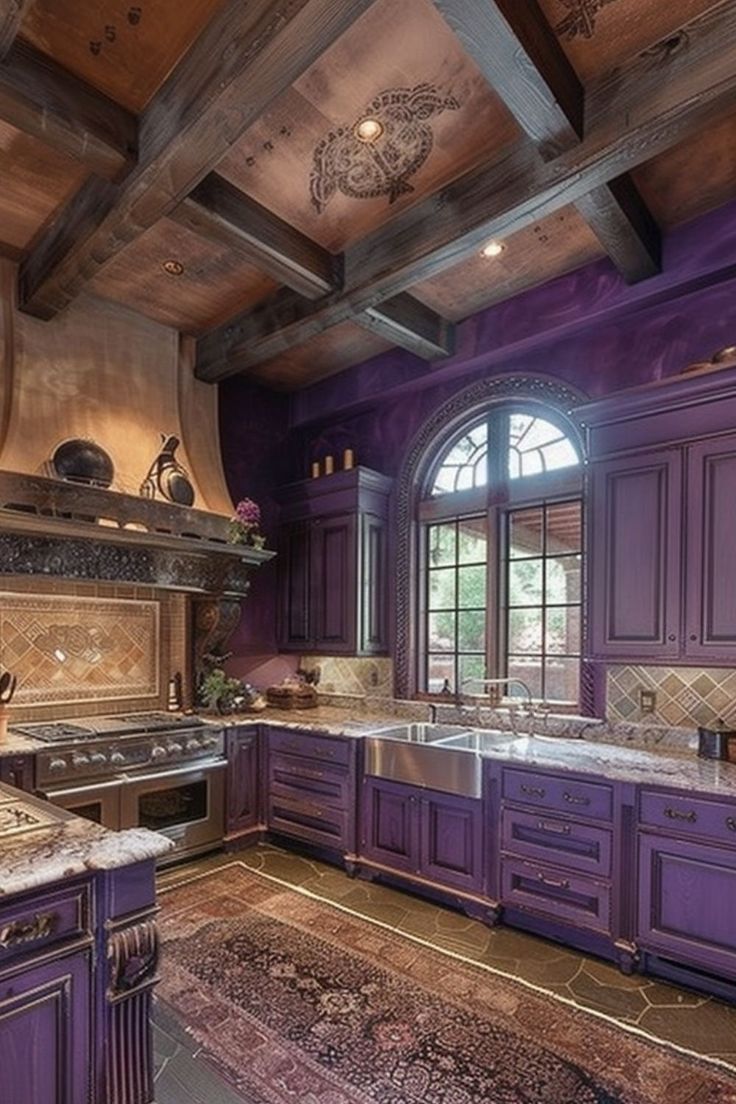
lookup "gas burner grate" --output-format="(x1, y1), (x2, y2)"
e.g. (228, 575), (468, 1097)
(8, 722), (97, 743)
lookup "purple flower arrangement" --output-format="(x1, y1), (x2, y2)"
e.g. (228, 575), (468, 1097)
(228, 498), (266, 548)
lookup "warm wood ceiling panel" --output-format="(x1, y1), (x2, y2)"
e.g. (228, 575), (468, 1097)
(216, 0), (519, 253)
(536, 0), (716, 82)
(245, 321), (393, 390)
(632, 109), (736, 229)
(411, 206), (605, 322)
(0, 120), (87, 252)
(20, 0), (226, 112)
(89, 217), (278, 335)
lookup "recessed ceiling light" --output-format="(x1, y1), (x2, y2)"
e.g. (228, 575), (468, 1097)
(162, 259), (185, 276)
(354, 117), (384, 143)
(481, 240), (505, 259)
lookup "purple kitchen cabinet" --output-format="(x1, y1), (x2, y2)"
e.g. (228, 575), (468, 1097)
(225, 725), (261, 845)
(638, 832), (736, 980)
(0, 948), (91, 1104)
(420, 790), (484, 893)
(685, 434), (736, 660)
(588, 450), (682, 659)
(276, 467), (392, 655)
(0, 753), (34, 792)
(361, 777), (484, 893)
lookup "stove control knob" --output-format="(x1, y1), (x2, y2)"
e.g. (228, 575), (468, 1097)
(168, 742), (183, 756)
(151, 745), (167, 761)
(49, 757), (67, 773)
(185, 738), (202, 752)
(90, 752), (107, 766)
(72, 753), (90, 769)
(110, 751), (126, 767)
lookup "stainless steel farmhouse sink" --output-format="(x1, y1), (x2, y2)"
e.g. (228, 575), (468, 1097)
(364, 725), (481, 798)
(435, 731), (519, 754)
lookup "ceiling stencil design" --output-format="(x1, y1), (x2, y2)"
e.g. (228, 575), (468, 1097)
(309, 83), (461, 212)
(553, 0), (620, 40)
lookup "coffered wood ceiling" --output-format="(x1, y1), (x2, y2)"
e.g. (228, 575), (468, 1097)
(1, 0), (736, 390)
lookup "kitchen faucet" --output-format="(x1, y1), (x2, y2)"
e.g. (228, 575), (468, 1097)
(460, 677), (537, 736)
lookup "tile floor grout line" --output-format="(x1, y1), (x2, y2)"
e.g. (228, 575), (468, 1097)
(159, 859), (736, 1080)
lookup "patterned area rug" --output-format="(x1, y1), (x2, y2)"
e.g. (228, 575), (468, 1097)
(158, 863), (736, 1104)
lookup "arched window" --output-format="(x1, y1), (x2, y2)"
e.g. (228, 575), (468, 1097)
(417, 402), (583, 706)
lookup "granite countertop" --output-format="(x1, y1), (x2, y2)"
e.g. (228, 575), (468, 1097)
(0, 783), (172, 898)
(0, 731), (46, 755)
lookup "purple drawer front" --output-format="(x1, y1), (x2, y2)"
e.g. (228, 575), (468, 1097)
(501, 857), (612, 933)
(503, 768), (613, 822)
(268, 728), (351, 766)
(639, 790), (736, 846)
(501, 808), (612, 877)
(269, 753), (350, 806)
(267, 793), (348, 851)
(0, 882), (91, 963)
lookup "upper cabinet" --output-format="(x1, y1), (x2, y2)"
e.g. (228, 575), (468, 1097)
(579, 366), (736, 664)
(276, 467), (392, 655)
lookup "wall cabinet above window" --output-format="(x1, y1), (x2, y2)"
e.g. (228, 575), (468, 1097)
(276, 467), (392, 656)
(580, 366), (736, 664)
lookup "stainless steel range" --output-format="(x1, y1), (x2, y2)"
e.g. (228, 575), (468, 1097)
(12, 712), (225, 863)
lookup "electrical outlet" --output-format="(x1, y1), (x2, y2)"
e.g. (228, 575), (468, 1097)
(639, 688), (657, 714)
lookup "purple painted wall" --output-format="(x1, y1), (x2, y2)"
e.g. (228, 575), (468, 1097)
(219, 199), (736, 678)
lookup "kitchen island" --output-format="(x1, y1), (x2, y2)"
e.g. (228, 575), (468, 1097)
(0, 783), (172, 1104)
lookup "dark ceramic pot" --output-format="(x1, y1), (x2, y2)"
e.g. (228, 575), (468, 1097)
(51, 439), (114, 488)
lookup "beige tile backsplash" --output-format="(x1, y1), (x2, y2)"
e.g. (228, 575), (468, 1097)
(607, 665), (736, 729)
(0, 579), (189, 720)
(300, 656), (393, 698)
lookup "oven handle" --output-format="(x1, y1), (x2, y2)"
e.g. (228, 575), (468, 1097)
(121, 759), (226, 784)
(41, 778), (124, 799)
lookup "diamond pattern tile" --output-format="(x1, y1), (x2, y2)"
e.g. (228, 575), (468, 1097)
(607, 665), (736, 728)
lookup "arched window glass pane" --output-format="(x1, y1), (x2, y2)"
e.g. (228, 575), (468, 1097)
(430, 422), (488, 497)
(508, 413), (579, 479)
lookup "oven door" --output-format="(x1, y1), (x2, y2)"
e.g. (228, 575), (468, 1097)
(41, 778), (123, 829)
(120, 760), (225, 862)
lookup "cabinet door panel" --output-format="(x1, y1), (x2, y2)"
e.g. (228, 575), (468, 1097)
(278, 523), (311, 649)
(421, 792), (483, 893)
(638, 833), (736, 979)
(590, 451), (681, 658)
(0, 950), (91, 1104)
(361, 778), (417, 873)
(312, 515), (356, 652)
(686, 437), (736, 659)
(360, 513), (388, 653)
(226, 728), (259, 837)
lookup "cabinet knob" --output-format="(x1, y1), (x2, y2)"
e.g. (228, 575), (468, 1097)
(689, 634), (697, 641)
(668, 634), (676, 642)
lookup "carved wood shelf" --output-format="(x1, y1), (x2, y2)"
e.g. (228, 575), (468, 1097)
(0, 470), (275, 596)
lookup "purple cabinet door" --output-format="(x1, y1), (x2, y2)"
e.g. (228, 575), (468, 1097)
(278, 522), (312, 650)
(0, 754), (34, 792)
(638, 832), (736, 979)
(420, 791), (484, 894)
(0, 949), (91, 1104)
(360, 513), (388, 654)
(685, 435), (736, 660)
(312, 513), (357, 653)
(362, 778), (418, 874)
(226, 726), (260, 839)
(589, 450), (682, 658)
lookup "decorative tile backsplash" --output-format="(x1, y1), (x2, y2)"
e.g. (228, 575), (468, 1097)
(300, 656), (393, 698)
(0, 591), (160, 709)
(607, 665), (736, 729)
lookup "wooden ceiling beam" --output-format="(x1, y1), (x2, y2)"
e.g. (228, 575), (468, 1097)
(431, 0), (583, 159)
(19, 0), (377, 320)
(196, 0), (736, 381)
(356, 293), (455, 360)
(574, 174), (661, 283)
(0, 41), (137, 179)
(433, 0), (660, 282)
(196, 288), (452, 382)
(171, 173), (341, 300)
(0, 0), (35, 60)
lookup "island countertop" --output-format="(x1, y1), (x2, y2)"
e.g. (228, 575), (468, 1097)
(0, 783), (173, 897)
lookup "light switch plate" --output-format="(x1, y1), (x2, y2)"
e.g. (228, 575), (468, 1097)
(639, 688), (657, 714)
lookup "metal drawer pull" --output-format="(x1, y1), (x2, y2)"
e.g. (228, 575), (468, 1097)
(664, 807), (697, 823)
(536, 873), (570, 890)
(563, 792), (591, 806)
(0, 911), (57, 949)
(521, 784), (546, 797)
(537, 820), (572, 836)
(726, 817), (736, 832)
